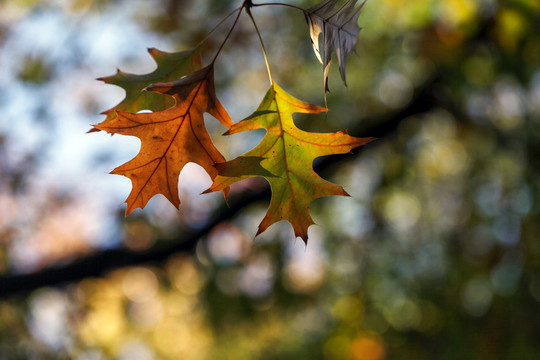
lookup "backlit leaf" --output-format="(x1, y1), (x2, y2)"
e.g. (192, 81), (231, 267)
(204, 83), (374, 242)
(93, 47), (202, 130)
(94, 65), (232, 214)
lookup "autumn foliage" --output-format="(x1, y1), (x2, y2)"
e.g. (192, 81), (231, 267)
(93, 0), (372, 242)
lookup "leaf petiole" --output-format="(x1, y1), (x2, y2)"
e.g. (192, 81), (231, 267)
(210, 4), (246, 64)
(195, 6), (243, 49)
(245, 5), (273, 85)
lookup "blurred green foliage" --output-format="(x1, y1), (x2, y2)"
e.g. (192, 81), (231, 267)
(1, 0), (540, 359)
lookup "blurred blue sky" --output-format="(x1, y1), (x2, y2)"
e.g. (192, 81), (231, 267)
(0, 0), (185, 271)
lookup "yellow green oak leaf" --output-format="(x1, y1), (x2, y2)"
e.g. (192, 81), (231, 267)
(204, 82), (375, 242)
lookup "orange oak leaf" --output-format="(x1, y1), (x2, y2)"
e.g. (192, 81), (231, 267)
(204, 82), (375, 242)
(94, 65), (233, 214)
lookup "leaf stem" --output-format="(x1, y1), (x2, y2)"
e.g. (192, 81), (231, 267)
(195, 6), (243, 49)
(246, 6), (273, 85)
(211, 4), (245, 64)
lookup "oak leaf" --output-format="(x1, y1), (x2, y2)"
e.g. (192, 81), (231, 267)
(92, 47), (202, 131)
(94, 65), (232, 214)
(304, 0), (366, 91)
(204, 83), (374, 242)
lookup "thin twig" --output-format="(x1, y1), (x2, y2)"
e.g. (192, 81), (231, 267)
(250, 2), (305, 12)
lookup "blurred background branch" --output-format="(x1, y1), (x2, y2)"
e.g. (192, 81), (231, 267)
(0, 69), (439, 297)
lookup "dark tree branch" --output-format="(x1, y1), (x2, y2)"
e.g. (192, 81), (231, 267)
(0, 74), (440, 298)
(0, 186), (271, 298)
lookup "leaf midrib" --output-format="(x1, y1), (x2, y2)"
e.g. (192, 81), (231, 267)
(132, 79), (207, 205)
(273, 85), (300, 216)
